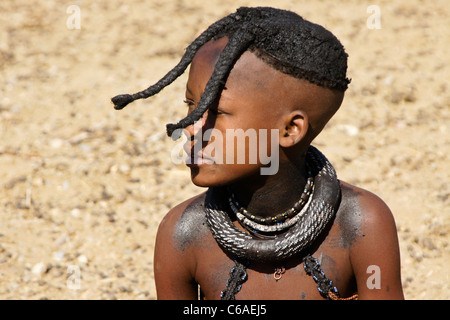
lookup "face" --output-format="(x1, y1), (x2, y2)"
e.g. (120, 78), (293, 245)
(182, 38), (275, 187)
(181, 37), (338, 187)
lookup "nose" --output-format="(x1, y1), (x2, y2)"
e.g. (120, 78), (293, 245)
(184, 109), (214, 139)
(183, 118), (204, 158)
(184, 118), (203, 138)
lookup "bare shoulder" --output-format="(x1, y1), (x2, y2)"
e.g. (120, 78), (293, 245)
(337, 180), (399, 248)
(336, 180), (396, 247)
(156, 191), (209, 252)
(154, 191), (210, 299)
(336, 180), (403, 299)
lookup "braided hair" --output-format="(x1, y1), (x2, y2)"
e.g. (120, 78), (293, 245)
(111, 7), (350, 139)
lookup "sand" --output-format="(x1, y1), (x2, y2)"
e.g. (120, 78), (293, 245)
(0, 0), (448, 300)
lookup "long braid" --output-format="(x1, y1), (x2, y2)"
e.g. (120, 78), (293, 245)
(166, 29), (255, 138)
(111, 13), (238, 110)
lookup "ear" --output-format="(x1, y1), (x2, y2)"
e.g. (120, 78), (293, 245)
(279, 110), (309, 148)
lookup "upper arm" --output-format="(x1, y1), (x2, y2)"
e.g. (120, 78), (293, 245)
(153, 203), (198, 300)
(349, 190), (404, 300)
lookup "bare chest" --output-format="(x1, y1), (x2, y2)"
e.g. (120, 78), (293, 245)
(192, 231), (354, 300)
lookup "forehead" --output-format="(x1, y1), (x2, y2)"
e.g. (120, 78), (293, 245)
(190, 38), (302, 100)
(188, 37), (343, 131)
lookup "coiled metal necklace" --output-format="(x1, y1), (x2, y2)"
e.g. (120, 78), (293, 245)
(205, 146), (340, 262)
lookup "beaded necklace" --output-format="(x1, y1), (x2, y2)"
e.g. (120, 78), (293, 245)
(227, 176), (314, 234)
(228, 175), (314, 227)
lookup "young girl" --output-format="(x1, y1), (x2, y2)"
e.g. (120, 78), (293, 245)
(112, 7), (404, 300)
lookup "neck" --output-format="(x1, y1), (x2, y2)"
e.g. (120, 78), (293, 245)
(229, 154), (308, 218)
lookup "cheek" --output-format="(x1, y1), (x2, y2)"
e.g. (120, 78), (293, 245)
(189, 163), (261, 187)
(204, 125), (279, 166)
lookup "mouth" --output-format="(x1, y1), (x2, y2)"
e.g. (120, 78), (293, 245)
(183, 143), (215, 166)
(187, 156), (215, 166)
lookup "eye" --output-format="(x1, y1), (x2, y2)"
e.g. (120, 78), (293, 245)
(183, 100), (196, 114)
(209, 108), (219, 115)
(183, 99), (195, 107)
(184, 100), (227, 116)
(209, 106), (227, 116)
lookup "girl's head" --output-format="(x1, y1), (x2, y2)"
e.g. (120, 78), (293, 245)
(112, 7), (350, 186)
(112, 7), (350, 137)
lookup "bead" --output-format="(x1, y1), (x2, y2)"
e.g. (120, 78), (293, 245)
(228, 181), (314, 227)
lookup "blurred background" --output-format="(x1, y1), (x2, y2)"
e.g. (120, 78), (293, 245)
(0, 0), (448, 299)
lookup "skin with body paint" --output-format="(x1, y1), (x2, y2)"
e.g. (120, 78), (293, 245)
(153, 38), (404, 300)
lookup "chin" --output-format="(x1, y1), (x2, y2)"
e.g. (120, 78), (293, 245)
(188, 163), (262, 188)
(190, 171), (230, 188)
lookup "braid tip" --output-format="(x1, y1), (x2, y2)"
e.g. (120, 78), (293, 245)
(111, 94), (134, 110)
(166, 123), (183, 140)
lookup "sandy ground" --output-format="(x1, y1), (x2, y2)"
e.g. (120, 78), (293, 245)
(0, 0), (448, 300)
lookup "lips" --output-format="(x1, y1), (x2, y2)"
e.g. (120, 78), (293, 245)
(183, 142), (215, 166)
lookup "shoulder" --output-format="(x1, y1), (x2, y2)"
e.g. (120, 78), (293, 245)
(336, 180), (396, 245)
(336, 181), (403, 299)
(338, 179), (399, 247)
(156, 191), (209, 252)
(154, 192), (209, 299)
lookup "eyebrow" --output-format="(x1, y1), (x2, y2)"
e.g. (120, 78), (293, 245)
(185, 84), (228, 97)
